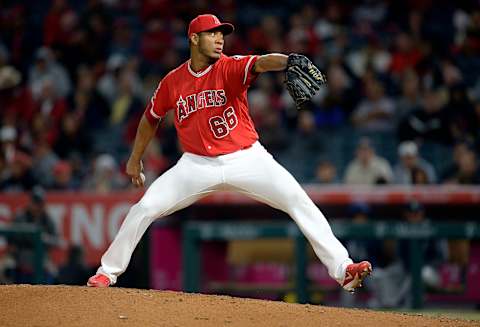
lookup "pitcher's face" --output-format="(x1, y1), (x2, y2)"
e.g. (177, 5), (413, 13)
(198, 29), (224, 60)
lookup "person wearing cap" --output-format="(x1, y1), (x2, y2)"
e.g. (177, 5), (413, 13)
(393, 141), (436, 184)
(28, 47), (72, 100)
(88, 14), (372, 292)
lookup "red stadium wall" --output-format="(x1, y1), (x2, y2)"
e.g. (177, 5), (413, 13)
(0, 191), (143, 266)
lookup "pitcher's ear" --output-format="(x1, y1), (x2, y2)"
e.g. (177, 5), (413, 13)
(190, 33), (199, 46)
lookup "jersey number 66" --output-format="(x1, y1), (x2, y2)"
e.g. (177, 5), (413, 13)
(208, 106), (238, 139)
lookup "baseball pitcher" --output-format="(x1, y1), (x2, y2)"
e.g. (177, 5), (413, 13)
(88, 14), (372, 292)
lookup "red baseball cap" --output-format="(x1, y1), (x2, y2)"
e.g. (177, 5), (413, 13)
(188, 14), (234, 37)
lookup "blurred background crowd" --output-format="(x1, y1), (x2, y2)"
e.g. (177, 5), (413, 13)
(1, 0), (480, 309)
(1, 0), (480, 191)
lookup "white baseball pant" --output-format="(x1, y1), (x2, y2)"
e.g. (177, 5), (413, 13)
(97, 142), (352, 284)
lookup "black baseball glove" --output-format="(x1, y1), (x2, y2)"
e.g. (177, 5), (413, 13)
(285, 53), (327, 109)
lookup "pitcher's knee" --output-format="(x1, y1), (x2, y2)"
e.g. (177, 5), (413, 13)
(284, 190), (311, 208)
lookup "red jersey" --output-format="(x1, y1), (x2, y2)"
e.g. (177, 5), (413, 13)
(145, 54), (259, 156)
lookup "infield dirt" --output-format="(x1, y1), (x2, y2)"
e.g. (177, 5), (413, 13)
(0, 285), (477, 327)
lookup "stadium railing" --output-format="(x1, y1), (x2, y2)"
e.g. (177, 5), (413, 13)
(182, 220), (480, 309)
(0, 225), (44, 283)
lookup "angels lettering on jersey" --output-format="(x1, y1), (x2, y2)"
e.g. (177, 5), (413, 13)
(144, 54), (259, 156)
(176, 89), (227, 122)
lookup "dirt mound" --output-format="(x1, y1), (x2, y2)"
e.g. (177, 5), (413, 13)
(0, 285), (476, 327)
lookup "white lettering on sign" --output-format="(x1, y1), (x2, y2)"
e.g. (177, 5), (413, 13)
(71, 204), (104, 249)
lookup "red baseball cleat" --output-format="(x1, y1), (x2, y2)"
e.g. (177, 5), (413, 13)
(87, 274), (111, 287)
(342, 261), (372, 292)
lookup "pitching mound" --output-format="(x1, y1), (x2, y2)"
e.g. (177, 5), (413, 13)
(0, 285), (476, 327)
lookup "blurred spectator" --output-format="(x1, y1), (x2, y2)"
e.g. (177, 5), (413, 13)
(110, 19), (138, 58)
(393, 141), (436, 184)
(68, 152), (88, 189)
(106, 68), (144, 154)
(50, 160), (76, 190)
(28, 47), (72, 100)
(249, 16), (283, 53)
(474, 101), (480, 149)
(389, 32), (423, 76)
(313, 160), (338, 184)
(352, 79), (395, 132)
(0, 43), (9, 68)
(445, 83), (477, 144)
(346, 38), (391, 79)
(0, 66), (35, 126)
(286, 12), (318, 55)
(279, 110), (324, 182)
(395, 70), (422, 121)
(314, 63), (356, 128)
(443, 147), (480, 184)
(352, 0), (387, 26)
(53, 112), (90, 159)
(97, 54), (126, 104)
(31, 139), (59, 187)
(169, 18), (189, 56)
(439, 59), (463, 88)
(248, 74), (277, 128)
(248, 74), (289, 155)
(71, 65), (110, 133)
(313, 3), (344, 42)
(397, 88), (451, 144)
(0, 154), (8, 189)
(472, 77), (480, 104)
(140, 18), (173, 66)
(140, 0), (174, 22)
(291, 111), (323, 155)
(97, 55), (143, 105)
(441, 141), (474, 179)
(256, 111), (289, 157)
(80, 0), (112, 62)
(43, 0), (78, 48)
(33, 84), (68, 146)
(411, 166), (430, 184)
(15, 187), (57, 246)
(0, 150), (36, 192)
(83, 154), (125, 192)
(0, 125), (19, 163)
(13, 186), (58, 283)
(344, 138), (393, 185)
